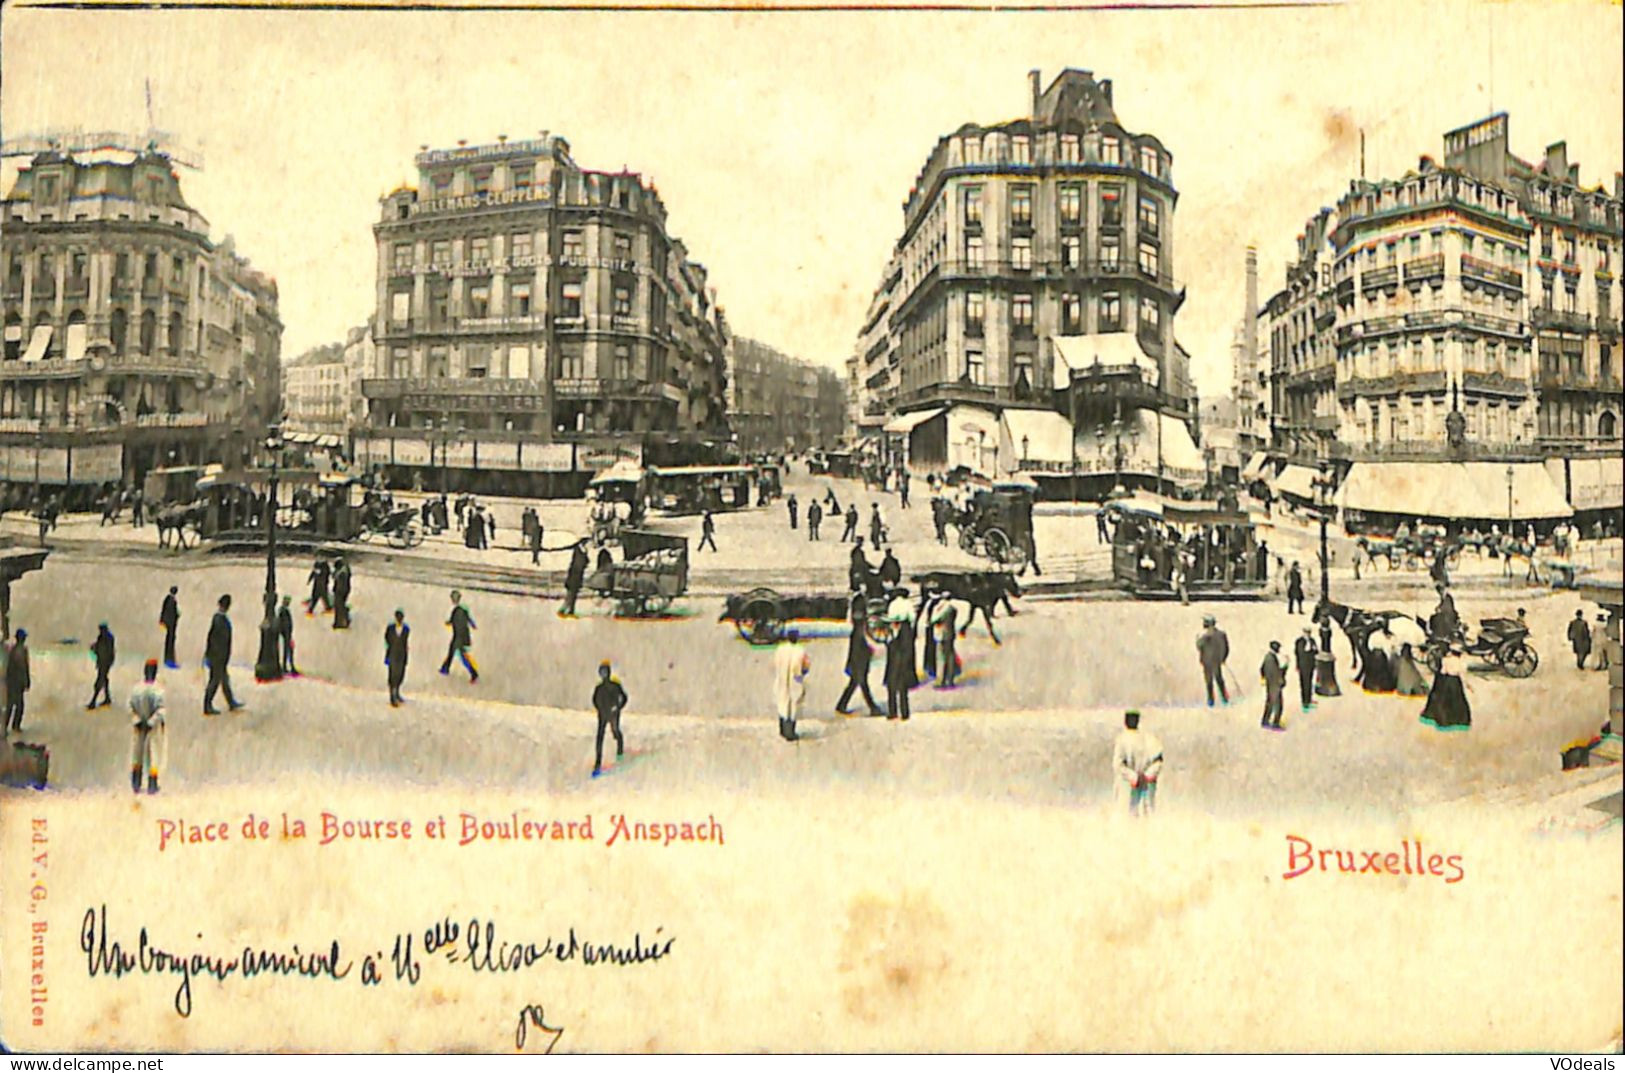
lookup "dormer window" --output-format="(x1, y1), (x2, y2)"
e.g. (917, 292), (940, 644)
(1101, 137), (1121, 165)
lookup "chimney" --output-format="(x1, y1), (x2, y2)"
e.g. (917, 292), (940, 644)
(1029, 69), (1041, 121)
(1545, 142), (1567, 180)
(1243, 246), (1259, 387)
(1099, 78), (1113, 106)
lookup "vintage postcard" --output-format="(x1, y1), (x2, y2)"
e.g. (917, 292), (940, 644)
(1, 0), (1621, 1055)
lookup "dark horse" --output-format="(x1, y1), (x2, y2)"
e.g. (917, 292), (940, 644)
(154, 501), (207, 550)
(913, 570), (1021, 645)
(1316, 599), (1428, 678)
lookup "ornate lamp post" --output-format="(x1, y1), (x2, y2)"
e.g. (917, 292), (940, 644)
(1095, 400), (1140, 498)
(1313, 447), (1341, 697)
(253, 424), (285, 683)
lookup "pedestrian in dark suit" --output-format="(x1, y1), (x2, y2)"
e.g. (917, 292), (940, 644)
(842, 504), (859, 543)
(592, 661), (628, 775)
(439, 590), (478, 682)
(305, 556), (332, 615)
(277, 596), (298, 674)
(787, 494), (799, 531)
(1293, 626), (1318, 710)
(807, 500), (823, 541)
(879, 548), (902, 587)
(836, 594), (884, 716)
(1196, 614), (1231, 706)
(159, 586), (181, 669)
(4, 629), (31, 732)
(1286, 562), (1305, 615)
(84, 622), (116, 709)
(561, 542), (588, 617)
(384, 609), (410, 706)
(849, 538), (870, 593)
(698, 510), (718, 553)
(331, 557), (353, 629)
(1568, 609), (1593, 669)
(1260, 640), (1286, 730)
(884, 590), (918, 721)
(203, 595), (243, 714)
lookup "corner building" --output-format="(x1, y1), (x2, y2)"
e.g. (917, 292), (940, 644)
(857, 69), (1201, 491)
(2, 148), (281, 500)
(361, 134), (730, 492)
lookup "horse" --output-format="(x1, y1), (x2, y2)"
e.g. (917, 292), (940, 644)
(1316, 599), (1428, 678)
(155, 501), (206, 550)
(913, 570), (1021, 645)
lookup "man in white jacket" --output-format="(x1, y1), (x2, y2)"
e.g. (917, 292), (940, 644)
(1112, 710), (1163, 817)
(773, 630), (810, 742)
(129, 660), (166, 794)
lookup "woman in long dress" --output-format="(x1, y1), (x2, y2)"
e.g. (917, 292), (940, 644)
(1392, 642), (1429, 696)
(1360, 636), (1396, 693)
(1419, 648), (1471, 730)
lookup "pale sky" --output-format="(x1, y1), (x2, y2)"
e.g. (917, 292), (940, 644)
(3, 1), (1621, 399)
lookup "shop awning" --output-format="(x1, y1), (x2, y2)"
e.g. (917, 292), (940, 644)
(1052, 333), (1161, 390)
(1001, 408), (1075, 465)
(1273, 464), (1320, 501)
(1241, 451), (1275, 482)
(1338, 462), (1572, 521)
(64, 322), (87, 362)
(316, 434), (343, 449)
(883, 407), (946, 435)
(1558, 456), (1624, 511)
(21, 325), (51, 362)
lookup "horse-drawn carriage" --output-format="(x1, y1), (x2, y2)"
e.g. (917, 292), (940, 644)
(720, 586), (893, 646)
(1108, 494), (1266, 599)
(952, 480), (1037, 569)
(355, 505), (425, 548)
(1358, 528), (1461, 572)
(585, 529), (688, 617)
(586, 462), (649, 545)
(1425, 616), (1540, 678)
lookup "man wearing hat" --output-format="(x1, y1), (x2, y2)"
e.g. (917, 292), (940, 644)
(384, 609), (411, 707)
(1112, 710), (1163, 817)
(87, 621), (116, 710)
(1260, 640), (1287, 731)
(159, 585), (181, 669)
(1568, 608), (1593, 669)
(277, 595), (298, 675)
(773, 629), (810, 741)
(129, 660), (165, 794)
(203, 594), (243, 715)
(4, 629), (30, 733)
(1592, 613), (1614, 672)
(1293, 626), (1319, 712)
(1195, 614), (1231, 707)
(591, 660), (629, 774)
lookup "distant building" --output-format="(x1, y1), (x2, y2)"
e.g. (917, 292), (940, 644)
(852, 69), (1201, 494)
(728, 335), (846, 453)
(358, 133), (730, 492)
(283, 341), (347, 436)
(2, 147), (281, 495)
(1259, 113), (1622, 527)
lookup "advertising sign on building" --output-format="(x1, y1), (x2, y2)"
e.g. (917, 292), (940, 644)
(575, 441), (642, 470)
(392, 438), (432, 467)
(69, 444), (124, 485)
(477, 442), (521, 471)
(521, 443), (574, 472)
(36, 446), (70, 484)
(443, 442), (477, 469)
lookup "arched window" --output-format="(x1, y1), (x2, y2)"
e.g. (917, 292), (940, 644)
(1600, 412), (1618, 440)
(168, 311), (183, 352)
(140, 310), (156, 354)
(110, 309), (128, 355)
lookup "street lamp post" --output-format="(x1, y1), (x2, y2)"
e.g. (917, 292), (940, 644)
(1313, 450), (1341, 697)
(1095, 400), (1139, 498)
(1069, 385), (1080, 505)
(254, 424), (285, 682)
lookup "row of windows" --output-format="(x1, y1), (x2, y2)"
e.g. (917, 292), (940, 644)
(394, 229), (639, 272)
(962, 183), (1155, 232)
(961, 233), (1160, 275)
(388, 276), (642, 324)
(958, 130), (1165, 177)
(958, 290), (1161, 337)
(6, 249), (192, 286)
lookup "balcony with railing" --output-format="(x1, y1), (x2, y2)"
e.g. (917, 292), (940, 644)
(1403, 253), (1446, 283)
(1361, 266), (1399, 291)
(1531, 308), (1591, 333)
(1460, 254), (1521, 289)
(554, 378), (670, 401)
(1335, 370), (1449, 400)
(1459, 310), (1525, 337)
(1461, 370), (1531, 398)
